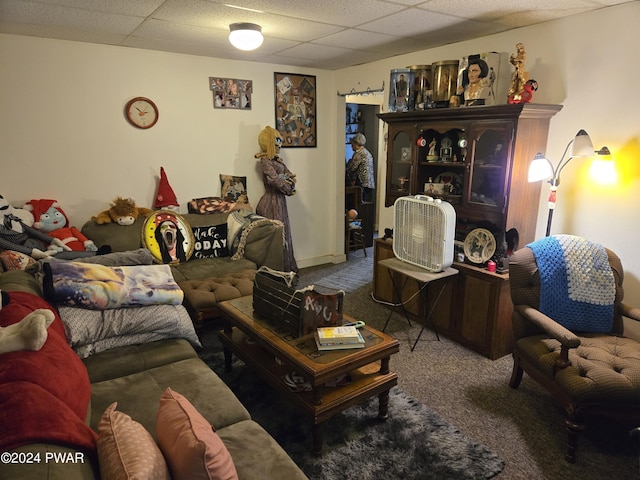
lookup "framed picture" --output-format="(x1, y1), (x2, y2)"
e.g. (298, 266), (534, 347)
(274, 72), (316, 147)
(210, 77), (252, 110)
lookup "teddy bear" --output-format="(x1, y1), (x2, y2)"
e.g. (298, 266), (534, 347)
(0, 194), (70, 259)
(0, 290), (55, 355)
(92, 197), (153, 225)
(26, 199), (98, 252)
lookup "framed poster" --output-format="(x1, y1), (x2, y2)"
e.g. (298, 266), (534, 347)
(274, 72), (316, 147)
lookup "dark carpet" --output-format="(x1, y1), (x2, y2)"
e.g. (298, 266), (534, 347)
(197, 327), (504, 479)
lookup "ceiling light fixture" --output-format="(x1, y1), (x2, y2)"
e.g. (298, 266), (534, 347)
(229, 23), (263, 51)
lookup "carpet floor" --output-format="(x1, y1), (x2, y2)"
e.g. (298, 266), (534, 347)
(197, 326), (505, 480)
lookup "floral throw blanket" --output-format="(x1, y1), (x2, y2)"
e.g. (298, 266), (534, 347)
(43, 261), (184, 309)
(527, 234), (615, 333)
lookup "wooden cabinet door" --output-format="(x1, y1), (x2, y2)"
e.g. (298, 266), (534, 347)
(373, 239), (395, 303)
(454, 263), (513, 359)
(458, 272), (494, 348)
(464, 120), (514, 216)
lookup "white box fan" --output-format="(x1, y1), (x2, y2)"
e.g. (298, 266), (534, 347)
(393, 195), (456, 272)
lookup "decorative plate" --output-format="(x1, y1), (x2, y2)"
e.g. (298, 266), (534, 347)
(142, 210), (194, 264)
(463, 228), (496, 264)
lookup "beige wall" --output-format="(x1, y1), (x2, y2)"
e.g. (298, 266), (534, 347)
(1, 2), (639, 303)
(0, 36), (342, 268)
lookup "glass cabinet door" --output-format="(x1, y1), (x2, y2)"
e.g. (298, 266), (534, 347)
(467, 122), (513, 212)
(416, 125), (467, 205)
(385, 126), (415, 206)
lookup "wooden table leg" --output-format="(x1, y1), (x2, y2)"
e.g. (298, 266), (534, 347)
(223, 346), (233, 372)
(312, 422), (324, 456)
(312, 386), (323, 406)
(223, 325), (233, 372)
(379, 356), (390, 375)
(378, 389), (390, 420)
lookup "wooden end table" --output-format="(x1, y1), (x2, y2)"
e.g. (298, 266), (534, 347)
(217, 295), (400, 455)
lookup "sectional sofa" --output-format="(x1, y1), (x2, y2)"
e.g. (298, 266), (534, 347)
(0, 210), (307, 479)
(81, 210), (286, 323)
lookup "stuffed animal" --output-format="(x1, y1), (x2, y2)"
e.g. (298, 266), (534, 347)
(508, 79), (538, 104)
(153, 167), (180, 212)
(26, 199), (98, 252)
(0, 290), (55, 355)
(0, 194), (70, 259)
(92, 197), (153, 225)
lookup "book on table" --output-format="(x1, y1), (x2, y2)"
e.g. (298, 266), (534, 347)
(316, 325), (360, 344)
(315, 326), (365, 351)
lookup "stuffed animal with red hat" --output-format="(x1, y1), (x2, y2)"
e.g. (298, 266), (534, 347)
(0, 194), (68, 259)
(26, 199), (98, 252)
(154, 167), (180, 212)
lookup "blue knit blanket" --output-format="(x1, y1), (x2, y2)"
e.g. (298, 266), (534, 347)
(527, 235), (614, 333)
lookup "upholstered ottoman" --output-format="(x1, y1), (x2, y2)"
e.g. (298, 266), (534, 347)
(179, 269), (256, 326)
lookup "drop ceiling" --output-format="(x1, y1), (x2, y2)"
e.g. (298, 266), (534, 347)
(0, 0), (631, 70)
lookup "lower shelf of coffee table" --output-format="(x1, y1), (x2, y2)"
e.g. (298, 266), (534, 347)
(219, 327), (398, 424)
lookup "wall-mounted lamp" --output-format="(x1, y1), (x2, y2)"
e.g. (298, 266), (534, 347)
(528, 129), (617, 236)
(229, 23), (264, 51)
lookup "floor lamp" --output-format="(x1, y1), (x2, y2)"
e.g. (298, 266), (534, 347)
(527, 130), (595, 237)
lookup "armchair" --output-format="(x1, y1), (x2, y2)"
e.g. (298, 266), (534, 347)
(508, 235), (640, 463)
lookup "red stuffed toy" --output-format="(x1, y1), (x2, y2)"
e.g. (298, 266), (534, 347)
(25, 199), (98, 252)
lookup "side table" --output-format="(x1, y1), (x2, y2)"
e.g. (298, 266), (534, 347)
(379, 257), (458, 351)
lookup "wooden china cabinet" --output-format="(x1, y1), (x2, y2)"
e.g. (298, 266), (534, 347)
(376, 104), (561, 359)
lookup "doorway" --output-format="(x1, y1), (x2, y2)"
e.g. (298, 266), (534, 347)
(345, 102), (380, 246)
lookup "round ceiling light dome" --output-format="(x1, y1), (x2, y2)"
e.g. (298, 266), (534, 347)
(229, 23), (264, 51)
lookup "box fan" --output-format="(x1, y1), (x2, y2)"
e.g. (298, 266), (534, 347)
(393, 195), (456, 272)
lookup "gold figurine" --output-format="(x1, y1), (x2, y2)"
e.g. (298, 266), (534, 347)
(508, 43), (529, 98)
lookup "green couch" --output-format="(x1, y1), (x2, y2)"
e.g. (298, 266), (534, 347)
(0, 268), (307, 479)
(80, 211), (285, 282)
(81, 211), (285, 323)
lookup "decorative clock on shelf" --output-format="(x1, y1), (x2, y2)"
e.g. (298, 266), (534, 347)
(463, 228), (496, 264)
(125, 97), (159, 129)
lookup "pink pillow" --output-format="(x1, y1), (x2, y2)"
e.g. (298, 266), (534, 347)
(156, 388), (238, 480)
(97, 402), (170, 480)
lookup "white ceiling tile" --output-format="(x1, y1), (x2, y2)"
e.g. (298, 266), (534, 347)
(20, 0), (165, 16)
(153, 0), (344, 42)
(0, 0), (629, 69)
(206, 0), (408, 27)
(417, 0), (601, 20)
(358, 8), (470, 37)
(0, 0), (145, 34)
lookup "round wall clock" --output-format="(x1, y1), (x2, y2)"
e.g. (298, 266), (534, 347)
(125, 97), (159, 129)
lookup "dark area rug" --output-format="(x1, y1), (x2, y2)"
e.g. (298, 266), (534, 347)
(197, 327), (505, 480)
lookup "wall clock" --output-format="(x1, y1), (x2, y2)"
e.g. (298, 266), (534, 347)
(125, 97), (159, 129)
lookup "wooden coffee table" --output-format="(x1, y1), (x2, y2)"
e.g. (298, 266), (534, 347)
(217, 295), (400, 454)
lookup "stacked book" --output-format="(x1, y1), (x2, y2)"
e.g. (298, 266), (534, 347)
(314, 325), (365, 351)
